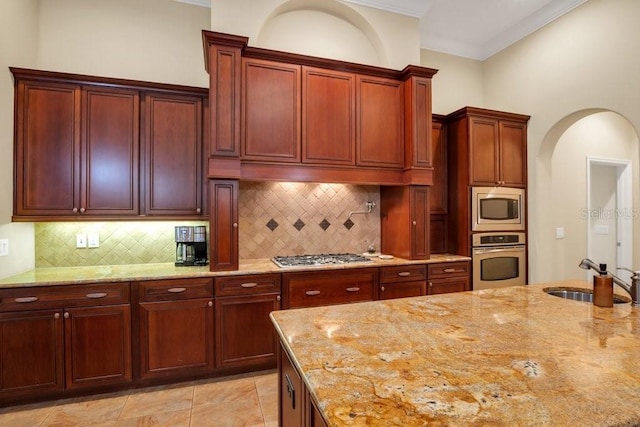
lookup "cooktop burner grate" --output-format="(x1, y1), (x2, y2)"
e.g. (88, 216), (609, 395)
(271, 253), (372, 268)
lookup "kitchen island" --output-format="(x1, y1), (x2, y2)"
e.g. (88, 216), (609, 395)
(270, 280), (640, 426)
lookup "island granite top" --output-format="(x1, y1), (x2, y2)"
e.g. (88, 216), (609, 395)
(270, 280), (640, 426)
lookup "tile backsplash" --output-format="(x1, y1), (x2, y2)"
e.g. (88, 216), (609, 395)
(35, 183), (381, 267)
(35, 221), (207, 267)
(238, 182), (380, 259)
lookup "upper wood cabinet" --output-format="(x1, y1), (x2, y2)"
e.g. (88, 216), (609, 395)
(302, 66), (355, 165)
(242, 58), (301, 162)
(380, 185), (430, 260)
(203, 31), (437, 186)
(10, 68), (208, 221)
(143, 92), (204, 216)
(356, 75), (404, 168)
(447, 107), (529, 188)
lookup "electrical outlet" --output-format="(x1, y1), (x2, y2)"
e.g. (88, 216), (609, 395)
(88, 233), (100, 248)
(76, 234), (87, 248)
(0, 239), (8, 256)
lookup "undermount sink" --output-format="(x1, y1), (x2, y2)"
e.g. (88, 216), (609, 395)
(543, 287), (630, 304)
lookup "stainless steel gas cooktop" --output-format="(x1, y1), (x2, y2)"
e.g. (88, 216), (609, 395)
(271, 253), (372, 268)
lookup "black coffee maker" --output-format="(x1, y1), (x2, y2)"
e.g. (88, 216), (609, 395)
(175, 226), (208, 266)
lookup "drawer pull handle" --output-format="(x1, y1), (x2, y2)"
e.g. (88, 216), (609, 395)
(168, 287), (187, 293)
(86, 292), (108, 299)
(14, 296), (38, 303)
(397, 272), (411, 277)
(346, 287), (360, 292)
(240, 282), (258, 288)
(443, 268), (462, 273)
(305, 290), (321, 296)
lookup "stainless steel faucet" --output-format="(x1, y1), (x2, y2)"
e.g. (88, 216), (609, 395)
(579, 258), (640, 306)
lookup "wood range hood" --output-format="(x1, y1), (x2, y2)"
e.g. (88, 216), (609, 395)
(202, 30), (438, 187)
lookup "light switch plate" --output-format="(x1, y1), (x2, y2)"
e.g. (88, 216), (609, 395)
(555, 227), (565, 239)
(0, 239), (8, 256)
(76, 234), (87, 248)
(594, 224), (609, 235)
(88, 233), (100, 248)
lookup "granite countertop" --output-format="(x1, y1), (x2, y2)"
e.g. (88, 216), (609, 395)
(0, 253), (468, 288)
(270, 280), (640, 426)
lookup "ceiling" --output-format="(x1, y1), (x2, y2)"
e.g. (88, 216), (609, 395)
(179, 0), (588, 60)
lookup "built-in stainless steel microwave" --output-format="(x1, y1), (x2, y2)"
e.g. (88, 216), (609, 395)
(471, 187), (525, 232)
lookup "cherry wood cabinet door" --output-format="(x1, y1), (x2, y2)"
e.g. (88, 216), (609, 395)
(14, 80), (81, 216)
(428, 277), (470, 295)
(242, 58), (301, 162)
(139, 298), (214, 380)
(356, 75), (404, 168)
(379, 281), (426, 300)
(430, 118), (447, 214)
(143, 93), (204, 216)
(410, 186), (430, 260)
(0, 309), (64, 399)
(64, 304), (132, 390)
(82, 87), (139, 216)
(499, 120), (527, 187)
(209, 179), (238, 271)
(215, 293), (280, 369)
(302, 67), (355, 165)
(468, 116), (500, 186)
(280, 344), (304, 427)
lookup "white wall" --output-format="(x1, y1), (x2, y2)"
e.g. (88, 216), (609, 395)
(211, 0), (420, 69)
(0, 0), (39, 278)
(482, 0), (640, 283)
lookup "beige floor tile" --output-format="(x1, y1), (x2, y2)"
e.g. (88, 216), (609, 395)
(115, 408), (191, 427)
(193, 376), (257, 407)
(41, 392), (129, 427)
(257, 392), (278, 424)
(190, 394), (264, 427)
(253, 372), (277, 398)
(118, 382), (194, 420)
(0, 400), (57, 427)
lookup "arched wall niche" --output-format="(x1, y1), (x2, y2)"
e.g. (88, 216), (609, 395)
(531, 109), (640, 283)
(256, 0), (388, 67)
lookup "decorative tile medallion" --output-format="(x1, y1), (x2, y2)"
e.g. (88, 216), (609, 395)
(293, 219), (305, 231)
(266, 219), (279, 231)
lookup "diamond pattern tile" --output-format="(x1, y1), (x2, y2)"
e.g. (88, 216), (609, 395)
(319, 219), (331, 231)
(293, 219), (305, 231)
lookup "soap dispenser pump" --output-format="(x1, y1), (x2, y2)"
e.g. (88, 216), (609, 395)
(593, 263), (614, 307)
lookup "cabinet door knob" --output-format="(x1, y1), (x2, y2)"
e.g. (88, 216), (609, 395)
(72, 207), (78, 213)
(54, 312), (60, 320)
(208, 301), (213, 307)
(196, 208), (202, 214)
(381, 286), (385, 292)
(232, 223), (238, 228)
(277, 295), (281, 301)
(412, 221), (417, 226)
(79, 207), (85, 213)
(429, 281), (433, 287)
(63, 312), (70, 319)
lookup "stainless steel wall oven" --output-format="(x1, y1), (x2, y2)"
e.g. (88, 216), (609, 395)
(472, 232), (526, 290)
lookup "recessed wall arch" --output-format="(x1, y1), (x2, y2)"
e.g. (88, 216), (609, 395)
(255, 0), (389, 67)
(531, 108), (639, 283)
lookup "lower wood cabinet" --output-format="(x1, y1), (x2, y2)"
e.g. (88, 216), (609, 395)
(0, 283), (132, 403)
(379, 265), (426, 300)
(427, 261), (471, 295)
(280, 343), (304, 427)
(136, 278), (214, 381)
(214, 274), (281, 370)
(282, 268), (377, 309)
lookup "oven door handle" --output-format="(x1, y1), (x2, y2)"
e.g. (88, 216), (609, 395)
(474, 246), (525, 254)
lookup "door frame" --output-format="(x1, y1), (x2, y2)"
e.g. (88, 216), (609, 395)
(586, 156), (633, 280)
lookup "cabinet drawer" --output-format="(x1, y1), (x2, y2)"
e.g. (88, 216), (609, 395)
(0, 283), (130, 312)
(284, 268), (376, 309)
(215, 274), (281, 297)
(428, 276), (470, 295)
(138, 278), (213, 302)
(379, 265), (426, 283)
(428, 261), (470, 278)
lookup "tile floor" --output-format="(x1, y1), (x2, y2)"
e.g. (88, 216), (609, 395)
(0, 370), (278, 427)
